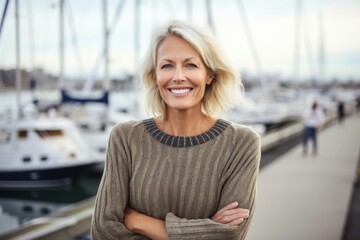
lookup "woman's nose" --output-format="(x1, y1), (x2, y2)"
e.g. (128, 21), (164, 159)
(172, 68), (186, 83)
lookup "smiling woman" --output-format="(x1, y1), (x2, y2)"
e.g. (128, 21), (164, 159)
(91, 21), (261, 240)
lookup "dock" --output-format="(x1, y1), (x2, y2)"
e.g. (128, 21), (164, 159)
(248, 113), (360, 240)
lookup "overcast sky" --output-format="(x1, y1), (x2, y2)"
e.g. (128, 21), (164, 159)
(0, 0), (359, 82)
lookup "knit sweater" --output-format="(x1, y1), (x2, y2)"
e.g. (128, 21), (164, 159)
(91, 118), (261, 240)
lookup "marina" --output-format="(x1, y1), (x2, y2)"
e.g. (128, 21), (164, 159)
(0, 107), (359, 239)
(1, 0), (360, 239)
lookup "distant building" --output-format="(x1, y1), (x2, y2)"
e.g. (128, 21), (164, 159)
(0, 68), (58, 90)
(0, 69), (34, 89)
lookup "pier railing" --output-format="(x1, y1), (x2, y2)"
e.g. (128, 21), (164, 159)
(0, 197), (95, 240)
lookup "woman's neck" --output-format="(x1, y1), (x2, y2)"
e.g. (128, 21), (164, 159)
(156, 110), (216, 137)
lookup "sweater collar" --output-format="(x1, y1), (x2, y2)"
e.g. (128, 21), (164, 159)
(143, 118), (229, 147)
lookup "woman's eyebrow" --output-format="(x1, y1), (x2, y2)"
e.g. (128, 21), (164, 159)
(157, 57), (199, 64)
(158, 58), (173, 63)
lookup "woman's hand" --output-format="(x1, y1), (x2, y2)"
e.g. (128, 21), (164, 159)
(124, 207), (142, 232)
(211, 202), (250, 226)
(124, 207), (168, 240)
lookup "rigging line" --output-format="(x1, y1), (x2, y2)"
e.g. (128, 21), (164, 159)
(301, 1), (316, 78)
(0, 0), (10, 41)
(109, 0), (127, 35)
(76, 0), (95, 26)
(186, 0), (192, 22)
(151, 0), (158, 29)
(41, 2), (54, 73)
(15, 0), (21, 120)
(205, 0), (217, 36)
(235, 0), (272, 101)
(65, 0), (86, 80)
(134, 0), (139, 75)
(87, 0), (127, 83)
(318, 11), (325, 81)
(26, 0), (35, 72)
(294, 0), (301, 82)
(103, 0), (109, 90)
(167, 0), (176, 21)
(59, 0), (65, 89)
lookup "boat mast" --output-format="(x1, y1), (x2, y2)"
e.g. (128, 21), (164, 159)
(293, 0), (301, 84)
(318, 11), (324, 81)
(103, 0), (109, 91)
(151, 0), (158, 29)
(0, 0), (10, 41)
(205, 0), (216, 35)
(59, 0), (64, 90)
(102, 0), (109, 129)
(236, 0), (272, 101)
(133, 0), (141, 90)
(82, 0), (126, 93)
(134, 0), (140, 87)
(15, 0), (21, 120)
(186, 0), (192, 22)
(27, 1), (34, 73)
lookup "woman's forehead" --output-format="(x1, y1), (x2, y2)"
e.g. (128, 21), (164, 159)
(156, 36), (203, 62)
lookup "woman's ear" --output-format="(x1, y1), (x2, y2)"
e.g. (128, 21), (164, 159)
(206, 74), (213, 85)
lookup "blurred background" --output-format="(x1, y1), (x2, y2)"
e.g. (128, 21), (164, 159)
(0, 0), (359, 239)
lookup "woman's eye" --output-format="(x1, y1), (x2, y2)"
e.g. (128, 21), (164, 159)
(161, 64), (172, 69)
(186, 63), (197, 68)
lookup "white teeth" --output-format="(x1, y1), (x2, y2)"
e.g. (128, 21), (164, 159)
(171, 89), (191, 94)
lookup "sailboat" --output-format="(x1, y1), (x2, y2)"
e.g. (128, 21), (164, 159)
(0, 0), (103, 188)
(0, 113), (103, 188)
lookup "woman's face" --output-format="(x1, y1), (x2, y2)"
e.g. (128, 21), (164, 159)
(156, 36), (212, 113)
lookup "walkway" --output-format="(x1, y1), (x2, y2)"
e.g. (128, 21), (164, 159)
(248, 113), (360, 240)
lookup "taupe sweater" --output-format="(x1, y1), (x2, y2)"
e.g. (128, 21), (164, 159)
(91, 118), (260, 239)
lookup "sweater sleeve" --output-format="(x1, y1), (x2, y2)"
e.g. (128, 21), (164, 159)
(165, 128), (261, 240)
(91, 125), (144, 240)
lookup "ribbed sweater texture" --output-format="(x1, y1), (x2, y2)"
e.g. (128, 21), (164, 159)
(91, 118), (261, 240)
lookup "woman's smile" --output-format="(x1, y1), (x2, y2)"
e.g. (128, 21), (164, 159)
(168, 87), (193, 96)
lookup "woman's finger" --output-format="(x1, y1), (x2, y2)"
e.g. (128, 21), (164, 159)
(211, 205), (250, 224)
(212, 203), (249, 217)
(213, 210), (249, 224)
(218, 202), (239, 213)
(227, 217), (245, 226)
(220, 208), (249, 218)
(212, 202), (238, 219)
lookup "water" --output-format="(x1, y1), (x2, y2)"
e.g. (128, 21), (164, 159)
(0, 173), (102, 235)
(0, 90), (139, 235)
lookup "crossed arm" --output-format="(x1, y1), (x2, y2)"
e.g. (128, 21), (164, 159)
(124, 202), (250, 240)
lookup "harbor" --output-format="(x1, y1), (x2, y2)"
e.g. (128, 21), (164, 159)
(0, 102), (359, 239)
(0, 109), (358, 239)
(1, 0), (360, 239)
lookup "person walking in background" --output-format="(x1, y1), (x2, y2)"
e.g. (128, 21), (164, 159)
(91, 21), (261, 239)
(337, 100), (345, 124)
(302, 101), (324, 157)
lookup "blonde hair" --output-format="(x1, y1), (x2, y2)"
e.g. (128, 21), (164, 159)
(140, 20), (243, 119)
